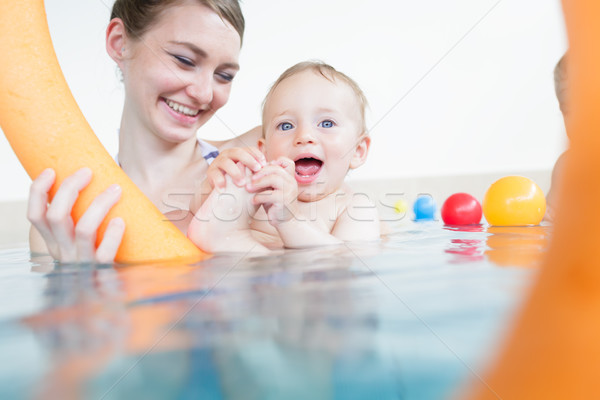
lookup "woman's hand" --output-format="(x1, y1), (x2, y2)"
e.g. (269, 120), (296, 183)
(27, 168), (125, 263)
(206, 147), (266, 190)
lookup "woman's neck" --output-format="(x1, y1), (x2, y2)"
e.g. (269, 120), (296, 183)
(117, 117), (202, 195)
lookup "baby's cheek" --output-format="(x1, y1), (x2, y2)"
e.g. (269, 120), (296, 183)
(264, 141), (287, 161)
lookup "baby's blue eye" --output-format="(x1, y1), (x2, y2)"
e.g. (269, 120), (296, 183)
(319, 120), (334, 128)
(278, 122), (293, 131)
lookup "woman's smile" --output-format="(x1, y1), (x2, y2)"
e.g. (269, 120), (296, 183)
(164, 98), (201, 117)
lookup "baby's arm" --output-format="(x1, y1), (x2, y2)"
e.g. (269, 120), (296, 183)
(274, 193), (380, 248)
(275, 218), (344, 248)
(330, 194), (381, 242)
(248, 158), (342, 248)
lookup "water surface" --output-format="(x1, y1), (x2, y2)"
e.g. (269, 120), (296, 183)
(0, 222), (550, 399)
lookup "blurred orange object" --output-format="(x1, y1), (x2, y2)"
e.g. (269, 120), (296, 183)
(467, 0), (600, 399)
(0, 0), (205, 263)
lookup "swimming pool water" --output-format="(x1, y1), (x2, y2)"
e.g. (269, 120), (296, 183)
(0, 221), (549, 399)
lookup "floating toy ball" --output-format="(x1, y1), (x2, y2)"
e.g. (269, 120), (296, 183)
(441, 193), (482, 225)
(394, 199), (408, 214)
(482, 176), (546, 226)
(413, 195), (436, 221)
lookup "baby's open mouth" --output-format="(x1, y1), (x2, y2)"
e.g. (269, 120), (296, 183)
(295, 157), (323, 177)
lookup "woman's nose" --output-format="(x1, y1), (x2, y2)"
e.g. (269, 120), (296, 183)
(186, 75), (213, 105)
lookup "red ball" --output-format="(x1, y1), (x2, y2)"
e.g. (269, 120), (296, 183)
(441, 193), (482, 225)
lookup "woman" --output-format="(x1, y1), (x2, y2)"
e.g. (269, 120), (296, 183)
(27, 0), (265, 263)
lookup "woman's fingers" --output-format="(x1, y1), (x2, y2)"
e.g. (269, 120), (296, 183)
(206, 167), (226, 190)
(246, 146), (267, 168)
(74, 184), (122, 261)
(207, 147), (267, 189)
(227, 148), (265, 180)
(208, 157), (239, 188)
(46, 168), (92, 261)
(27, 168), (58, 255)
(96, 217), (125, 264)
(27, 167), (124, 263)
(225, 147), (266, 171)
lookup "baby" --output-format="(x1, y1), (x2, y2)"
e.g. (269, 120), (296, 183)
(188, 61), (380, 252)
(545, 53), (569, 222)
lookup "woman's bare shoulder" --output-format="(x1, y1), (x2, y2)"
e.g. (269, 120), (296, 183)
(206, 126), (262, 151)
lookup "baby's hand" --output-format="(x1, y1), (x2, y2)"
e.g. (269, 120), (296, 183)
(247, 157), (298, 226)
(207, 147), (266, 190)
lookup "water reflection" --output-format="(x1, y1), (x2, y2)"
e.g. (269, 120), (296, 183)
(442, 224), (552, 268)
(443, 225), (486, 263)
(18, 248), (405, 399)
(485, 225), (551, 268)
(0, 225), (540, 399)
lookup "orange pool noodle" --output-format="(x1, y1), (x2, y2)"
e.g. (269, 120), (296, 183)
(466, 0), (600, 399)
(0, 1), (205, 263)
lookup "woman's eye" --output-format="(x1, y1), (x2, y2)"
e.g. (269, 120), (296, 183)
(278, 122), (294, 131)
(216, 72), (234, 83)
(174, 55), (194, 67)
(319, 120), (335, 128)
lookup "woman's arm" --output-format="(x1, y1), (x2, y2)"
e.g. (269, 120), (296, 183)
(209, 125), (263, 151)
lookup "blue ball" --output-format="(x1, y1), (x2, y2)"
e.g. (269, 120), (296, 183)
(413, 195), (436, 221)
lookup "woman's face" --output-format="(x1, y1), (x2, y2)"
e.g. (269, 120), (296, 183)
(118, 1), (241, 144)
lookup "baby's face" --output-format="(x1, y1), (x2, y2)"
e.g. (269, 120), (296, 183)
(556, 75), (568, 116)
(260, 70), (366, 202)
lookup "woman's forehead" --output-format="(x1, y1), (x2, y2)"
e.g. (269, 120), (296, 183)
(144, 2), (241, 48)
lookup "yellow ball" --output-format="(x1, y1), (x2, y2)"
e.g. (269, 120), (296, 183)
(394, 199), (408, 214)
(483, 176), (546, 226)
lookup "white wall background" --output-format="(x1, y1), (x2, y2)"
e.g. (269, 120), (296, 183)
(0, 0), (568, 202)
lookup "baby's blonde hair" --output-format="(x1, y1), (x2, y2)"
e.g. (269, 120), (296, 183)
(261, 61), (368, 136)
(554, 53), (567, 98)
(554, 53), (569, 117)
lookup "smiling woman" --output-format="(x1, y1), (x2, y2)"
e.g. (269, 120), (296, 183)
(109, 0), (242, 146)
